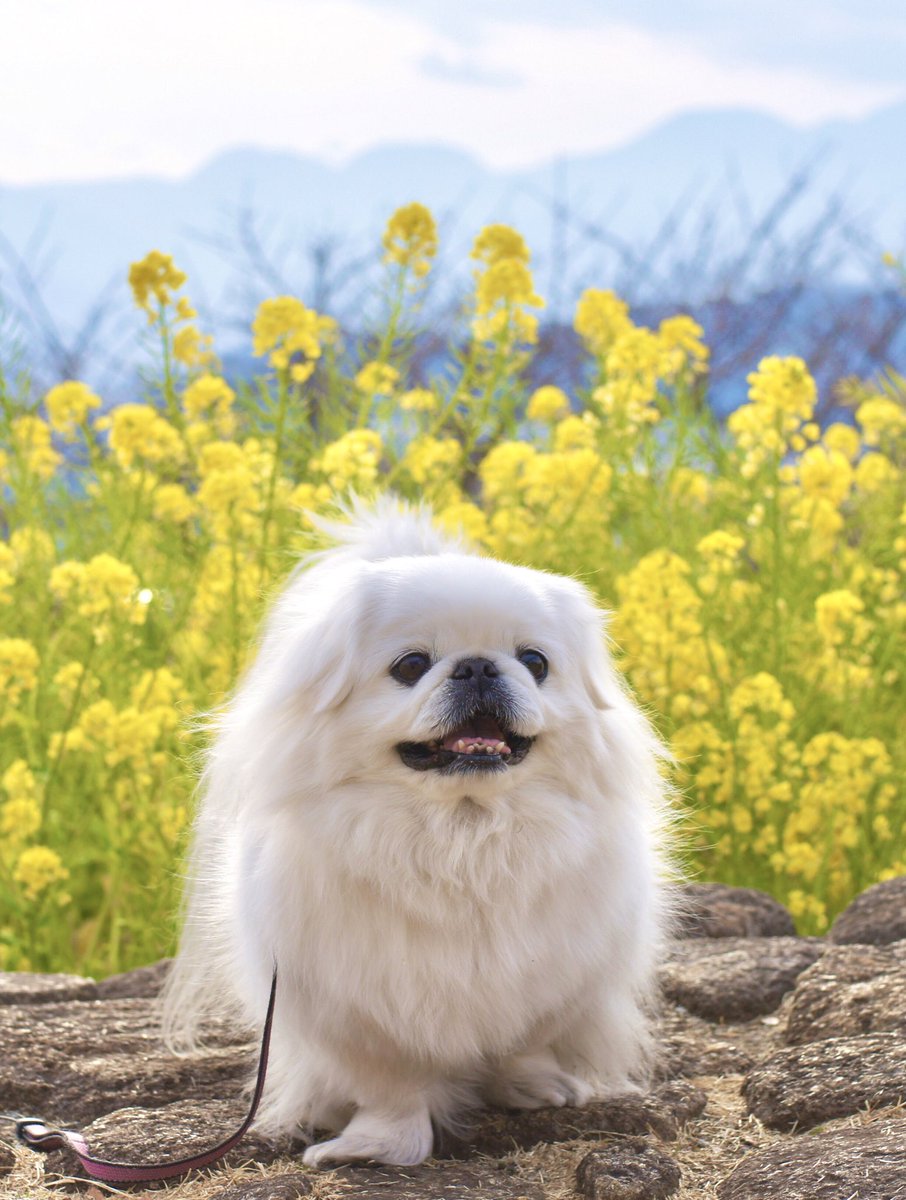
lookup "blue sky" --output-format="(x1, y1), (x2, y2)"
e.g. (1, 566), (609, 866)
(374, 0), (906, 85)
(2, 0), (903, 183)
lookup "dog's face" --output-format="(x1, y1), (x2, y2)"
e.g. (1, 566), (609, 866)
(253, 550), (616, 805)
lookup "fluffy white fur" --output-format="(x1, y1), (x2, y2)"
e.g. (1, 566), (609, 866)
(162, 497), (672, 1168)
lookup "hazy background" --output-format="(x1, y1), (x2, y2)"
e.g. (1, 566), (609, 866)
(2, 0), (905, 407)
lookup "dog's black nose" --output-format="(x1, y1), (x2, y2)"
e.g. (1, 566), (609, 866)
(451, 657), (499, 681)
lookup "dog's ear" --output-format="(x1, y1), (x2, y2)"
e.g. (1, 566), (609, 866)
(553, 579), (617, 710)
(251, 562), (367, 715)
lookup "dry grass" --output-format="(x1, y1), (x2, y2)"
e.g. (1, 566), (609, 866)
(3, 1091), (904, 1200)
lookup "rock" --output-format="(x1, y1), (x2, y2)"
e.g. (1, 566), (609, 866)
(0, 971), (98, 1005)
(214, 1177), (312, 1200)
(673, 884), (796, 939)
(784, 945), (906, 1045)
(829, 876), (906, 945)
(716, 1117), (906, 1199)
(655, 1005), (759, 1078)
(660, 937), (823, 1021)
(447, 1082), (706, 1157)
(576, 1138), (681, 1200)
(44, 1099), (301, 1183)
(95, 958), (171, 1000)
(791, 942), (902, 985)
(743, 1031), (906, 1130)
(333, 1161), (546, 1198)
(0, 995), (253, 1126)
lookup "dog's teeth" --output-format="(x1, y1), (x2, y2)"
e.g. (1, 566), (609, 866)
(465, 745), (476, 754)
(454, 739), (465, 752)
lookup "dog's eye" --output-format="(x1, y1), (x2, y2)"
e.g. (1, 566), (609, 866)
(518, 648), (548, 683)
(390, 652), (432, 686)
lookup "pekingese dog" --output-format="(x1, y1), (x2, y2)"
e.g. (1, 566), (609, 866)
(162, 497), (671, 1168)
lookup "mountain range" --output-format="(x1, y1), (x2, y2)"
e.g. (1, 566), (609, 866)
(1, 102), (904, 359)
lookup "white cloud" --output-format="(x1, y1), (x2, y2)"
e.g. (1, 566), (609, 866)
(0, 0), (899, 183)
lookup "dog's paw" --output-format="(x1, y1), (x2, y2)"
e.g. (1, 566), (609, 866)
(302, 1107), (433, 1169)
(487, 1050), (595, 1110)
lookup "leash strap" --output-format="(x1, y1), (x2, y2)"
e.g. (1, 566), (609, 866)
(14, 965), (278, 1184)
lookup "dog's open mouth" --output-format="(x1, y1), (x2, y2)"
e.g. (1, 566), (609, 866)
(397, 711), (533, 772)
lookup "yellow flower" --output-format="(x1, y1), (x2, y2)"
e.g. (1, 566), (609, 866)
(129, 250), (187, 318)
(382, 203), (438, 278)
(96, 403), (185, 470)
(856, 395), (905, 447)
(197, 462), (257, 522)
(475, 259), (543, 316)
(730, 672), (794, 722)
(657, 314), (709, 377)
(1, 796), (42, 842)
(53, 661), (97, 707)
(435, 501), (489, 544)
(0, 543), (14, 602)
(2, 759), (39, 804)
(472, 243), (544, 348)
(747, 355), (816, 418)
(854, 453), (897, 493)
(400, 436), (461, 487)
(798, 445), (853, 506)
(614, 550), (730, 720)
(315, 430), (383, 492)
(130, 667), (185, 709)
(574, 289), (632, 357)
(787, 493), (844, 560)
(355, 361), (400, 396)
(594, 378), (660, 434)
(44, 381), (101, 437)
(288, 481), (333, 518)
(11, 416), (61, 479)
(0, 638), (40, 702)
(50, 554), (146, 627)
(788, 890), (828, 927)
(14, 846), (68, 900)
(607, 326), (668, 393)
(173, 324), (215, 368)
(0, 760), (42, 843)
(252, 296), (336, 382)
(479, 441), (537, 502)
(729, 356), (817, 471)
(823, 422), (860, 461)
(76, 698), (173, 767)
(9, 527), (55, 568)
(471, 224), (530, 267)
(815, 589), (866, 647)
(526, 386), (570, 422)
(182, 373), (236, 435)
(670, 468), (711, 505)
(152, 482), (196, 524)
(399, 387), (437, 413)
(553, 413), (599, 452)
(697, 529), (745, 575)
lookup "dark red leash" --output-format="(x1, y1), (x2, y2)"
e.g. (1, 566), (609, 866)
(11, 964), (278, 1184)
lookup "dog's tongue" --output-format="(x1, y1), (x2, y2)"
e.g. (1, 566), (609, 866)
(443, 716), (511, 755)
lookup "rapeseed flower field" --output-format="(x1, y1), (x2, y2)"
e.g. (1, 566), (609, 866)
(1, 204), (903, 975)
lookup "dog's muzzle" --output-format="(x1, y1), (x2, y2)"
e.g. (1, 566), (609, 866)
(396, 667), (534, 773)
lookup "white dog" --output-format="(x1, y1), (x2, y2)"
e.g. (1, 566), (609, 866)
(162, 498), (671, 1168)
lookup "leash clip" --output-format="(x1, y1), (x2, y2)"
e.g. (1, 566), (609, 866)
(13, 1118), (68, 1152)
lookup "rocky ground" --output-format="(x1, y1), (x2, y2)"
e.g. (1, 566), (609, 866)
(1, 877), (905, 1200)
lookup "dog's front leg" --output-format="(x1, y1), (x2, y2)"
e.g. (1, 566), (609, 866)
(485, 1045), (595, 1110)
(302, 1097), (433, 1168)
